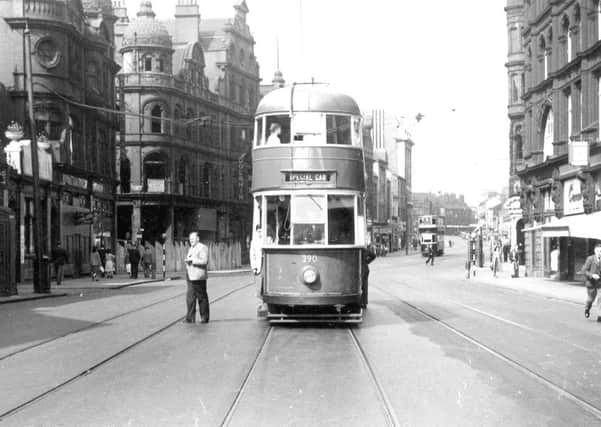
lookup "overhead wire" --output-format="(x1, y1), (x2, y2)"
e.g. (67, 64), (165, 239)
(32, 81), (256, 129)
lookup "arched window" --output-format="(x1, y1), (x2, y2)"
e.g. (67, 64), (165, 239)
(173, 105), (183, 136)
(512, 74), (520, 103)
(574, 4), (581, 52)
(542, 107), (554, 159)
(186, 108), (195, 141)
(144, 151), (169, 183)
(119, 153), (131, 193)
(144, 56), (152, 72)
(86, 61), (100, 93)
(151, 105), (163, 133)
(597, 0), (601, 41)
(562, 15), (571, 62)
(178, 157), (187, 195)
(539, 35), (548, 79)
(515, 126), (523, 160)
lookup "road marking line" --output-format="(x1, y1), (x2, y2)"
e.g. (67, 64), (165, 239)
(460, 304), (592, 352)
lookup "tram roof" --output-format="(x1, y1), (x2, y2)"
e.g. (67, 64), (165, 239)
(256, 84), (361, 116)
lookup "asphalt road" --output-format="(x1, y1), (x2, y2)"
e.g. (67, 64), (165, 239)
(1, 243), (600, 426)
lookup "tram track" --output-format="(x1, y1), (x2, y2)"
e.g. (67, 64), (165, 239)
(220, 326), (274, 427)
(348, 327), (400, 427)
(220, 324), (400, 427)
(0, 281), (254, 421)
(0, 290), (187, 362)
(373, 285), (601, 422)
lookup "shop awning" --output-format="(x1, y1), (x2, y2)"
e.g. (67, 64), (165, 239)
(525, 212), (601, 240)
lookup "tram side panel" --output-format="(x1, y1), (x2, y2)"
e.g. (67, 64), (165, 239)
(263, 248), (362, 306)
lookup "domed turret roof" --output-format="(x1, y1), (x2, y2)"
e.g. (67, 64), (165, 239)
(121, 1), (172, 50)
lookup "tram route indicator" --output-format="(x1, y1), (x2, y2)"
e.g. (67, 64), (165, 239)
(281, 170), (336, 187)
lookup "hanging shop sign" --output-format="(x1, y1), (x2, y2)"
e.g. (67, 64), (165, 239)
(62, 174), (88, 190)
(563, 177), (584, 216)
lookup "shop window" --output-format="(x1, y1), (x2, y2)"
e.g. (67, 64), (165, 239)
(328, 195), (355, 244)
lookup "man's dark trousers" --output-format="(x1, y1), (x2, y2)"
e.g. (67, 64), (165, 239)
(186, 279), (209, 322)
(54, 264), (64, 285)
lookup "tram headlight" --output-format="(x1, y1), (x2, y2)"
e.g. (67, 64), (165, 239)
(302, 266), (319, 285)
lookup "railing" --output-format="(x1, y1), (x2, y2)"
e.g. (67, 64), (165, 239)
(24, 0), (84, 32)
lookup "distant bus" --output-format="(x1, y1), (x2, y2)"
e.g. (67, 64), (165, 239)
(417, 215), (445, 256)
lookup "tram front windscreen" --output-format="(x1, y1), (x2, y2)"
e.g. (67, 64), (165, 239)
(258, 194), (360, 246)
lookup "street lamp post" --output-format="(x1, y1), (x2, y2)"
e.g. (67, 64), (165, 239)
(24, 23), (49, 293)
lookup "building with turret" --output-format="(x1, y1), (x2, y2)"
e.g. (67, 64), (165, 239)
(0, 0), (119, 281)
(113, 0), (260, 254)
(505, 0), (527, 251)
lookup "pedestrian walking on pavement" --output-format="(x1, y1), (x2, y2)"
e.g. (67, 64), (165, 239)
(184, 231), (210, 323)
(425, 245), (435, 266)
(129, 242), (141, 279)
(104, 249), (115, 279)
(492, 245), (502, 278)
(583, 243), (601, 320)
(510, 246), (519, 278)
(90, 247), (102, 281)
(143, 244), (154, 278)
(51, 241), (68, 286)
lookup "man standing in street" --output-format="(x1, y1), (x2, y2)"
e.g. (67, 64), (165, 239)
(51, 241), (68, 286)
(184, 231), (209, 323)
(583, 243), (601, 320)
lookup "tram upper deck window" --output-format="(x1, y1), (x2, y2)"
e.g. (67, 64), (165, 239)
(261, 115), (291, 145)
(328, 195), (355, 244)
(292, 112), (323, 144)
(292, 195), (325, 245)
(326, 115), (351, 145)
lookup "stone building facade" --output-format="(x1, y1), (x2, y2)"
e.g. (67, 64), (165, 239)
(113, 0), (260, 252)
(510, 0), (601, 279)
(0, 0), (119, 280)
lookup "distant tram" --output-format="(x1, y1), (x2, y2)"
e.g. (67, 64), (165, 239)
(250, 84), (368, 323)
(417, 215), (445, 256)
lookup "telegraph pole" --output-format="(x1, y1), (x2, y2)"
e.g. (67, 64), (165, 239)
(24, 23), (48, 293)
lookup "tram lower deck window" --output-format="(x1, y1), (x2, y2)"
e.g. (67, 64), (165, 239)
(328, 195), (355, 244)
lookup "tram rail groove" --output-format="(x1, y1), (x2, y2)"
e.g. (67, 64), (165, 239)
(374, 285), (601, 422)
(220, 326), (274, 427)
(348, 328), (400, 427)
(0, 291), (187, 362)
(0, 282), (254, 422)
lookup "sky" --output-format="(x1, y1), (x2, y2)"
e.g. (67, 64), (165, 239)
(126, 0), (510, 207)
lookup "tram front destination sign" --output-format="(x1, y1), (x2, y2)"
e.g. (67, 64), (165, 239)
(281, 170), (337, 187)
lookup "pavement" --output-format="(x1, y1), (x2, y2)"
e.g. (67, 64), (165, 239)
(386, 242), (587, 306)
(469, 262), (585, 305)
(0, 267), (252, 305)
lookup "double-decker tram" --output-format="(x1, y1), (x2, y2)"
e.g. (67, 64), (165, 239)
(251, 83), (368, 323)
(417, 214), (445, 256)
